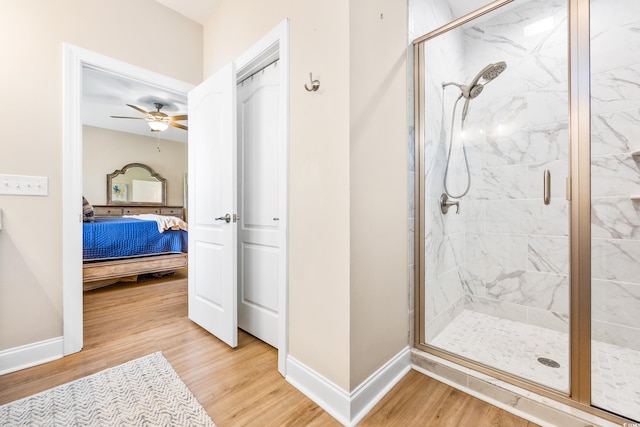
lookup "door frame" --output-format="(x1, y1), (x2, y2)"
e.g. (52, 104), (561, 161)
(233, 19), (290, 375)
(62, 43), (194, 355)
(63, 21), (290, 375)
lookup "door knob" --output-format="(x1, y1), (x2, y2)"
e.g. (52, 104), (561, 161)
(215, 214), (231, 223)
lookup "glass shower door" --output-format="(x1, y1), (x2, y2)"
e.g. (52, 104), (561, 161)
(590, 0), (640, 420)
(417, 0), (571, 393)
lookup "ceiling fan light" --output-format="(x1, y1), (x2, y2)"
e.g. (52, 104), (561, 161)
(148, 121), (169, 132)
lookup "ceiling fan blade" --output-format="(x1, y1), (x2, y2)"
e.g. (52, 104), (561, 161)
(126, 104), (149, 115)
(168, 121), (188, 131)
(169, 115), (188, 121)
(110, 116), (146, 119)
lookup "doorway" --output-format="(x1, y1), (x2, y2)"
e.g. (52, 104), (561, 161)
(63, 21), (290, 374)
(63, 43), (194, 355)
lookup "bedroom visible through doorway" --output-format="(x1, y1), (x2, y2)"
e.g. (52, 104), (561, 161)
(63, 44), (194, 355)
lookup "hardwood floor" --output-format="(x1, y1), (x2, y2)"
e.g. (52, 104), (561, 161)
(0, 271), (537, 426)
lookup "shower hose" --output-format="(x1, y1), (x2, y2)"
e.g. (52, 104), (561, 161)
(443, 93), (471, 199)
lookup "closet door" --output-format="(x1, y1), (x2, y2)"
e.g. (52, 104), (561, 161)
(236, 61), (281, 348)
(188, 62), (238, 348)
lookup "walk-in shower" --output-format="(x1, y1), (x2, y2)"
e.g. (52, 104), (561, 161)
(411, 0), (640, 424)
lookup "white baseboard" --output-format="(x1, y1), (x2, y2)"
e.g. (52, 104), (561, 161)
(0, 337), (64, 376)
(286, 346), (411, 426)
(350, 346), (411, 425)
(286, 356), (351, 425)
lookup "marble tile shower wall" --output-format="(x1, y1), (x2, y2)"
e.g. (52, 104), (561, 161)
(590, 0), (640, 350)
(410, 0), (568, 341)
(410, 0), (470, 342)
(424, 30), (466, 339)
(457, 0), (572, 335)
(411, 0), (576, 341)
(422, 29), (469, 341)
(409, 0), (453, 341)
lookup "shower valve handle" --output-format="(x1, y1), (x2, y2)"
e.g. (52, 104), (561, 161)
(440, 193), (460, 215)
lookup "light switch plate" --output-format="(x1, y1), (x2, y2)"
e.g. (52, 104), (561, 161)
(0, 174), (48, 196)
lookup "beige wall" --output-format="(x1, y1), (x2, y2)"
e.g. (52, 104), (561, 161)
(204, 0), (353, 391)
(83, 126), (187, 207)
(349, 0), (408, 387)
(0, 0), (201, 350)
(204, 0), (408, 391)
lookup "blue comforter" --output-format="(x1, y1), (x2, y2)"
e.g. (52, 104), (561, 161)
(83, 217), (188, 261)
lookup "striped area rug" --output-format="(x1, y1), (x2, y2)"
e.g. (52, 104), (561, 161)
(0, 352), (215, 426)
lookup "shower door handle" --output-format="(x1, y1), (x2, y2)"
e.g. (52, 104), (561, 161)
(543, 169), (551, 205)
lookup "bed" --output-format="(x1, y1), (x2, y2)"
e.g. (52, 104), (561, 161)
(82, 211), (188, 291)
(82, 163), (189, 290)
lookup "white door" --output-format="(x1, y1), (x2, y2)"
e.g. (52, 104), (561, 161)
(236, 62), (281, 348)
(188, 62), (238, 348)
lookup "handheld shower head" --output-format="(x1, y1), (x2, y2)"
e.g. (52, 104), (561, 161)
(459, 84), (484, 119)
(468, 61), (508, 90)
(445, 61), (507, 122)
(468, 84), (484, 98)
(482, 61), (507, 81)
(443, 61), (508, 100)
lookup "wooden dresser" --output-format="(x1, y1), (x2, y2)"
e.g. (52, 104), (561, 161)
(93, 205), (185, 220)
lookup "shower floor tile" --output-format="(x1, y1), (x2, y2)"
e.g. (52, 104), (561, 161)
(429, 310), (640, 421)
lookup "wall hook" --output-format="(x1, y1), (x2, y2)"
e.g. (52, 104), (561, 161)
(304, 72), (320, 92)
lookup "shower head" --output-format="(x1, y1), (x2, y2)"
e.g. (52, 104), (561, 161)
(468, 84), (484, 98)
(442, 61), (507, 123)
(442, 61), (507, 100)
(471, 61), (507, 87)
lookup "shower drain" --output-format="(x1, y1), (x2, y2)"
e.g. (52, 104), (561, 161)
(537, 357), (561, 368)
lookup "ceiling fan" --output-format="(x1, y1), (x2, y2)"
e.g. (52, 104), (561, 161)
(111, 103), (188, 132)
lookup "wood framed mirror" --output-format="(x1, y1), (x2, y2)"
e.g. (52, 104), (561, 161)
(106, 163), (166, 206)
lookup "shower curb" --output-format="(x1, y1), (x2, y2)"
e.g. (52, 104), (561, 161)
(411, 349), (619, 427)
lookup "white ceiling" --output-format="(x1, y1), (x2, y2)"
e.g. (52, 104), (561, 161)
(82, 67), (189, 143)
(154, 0), (221, 25)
